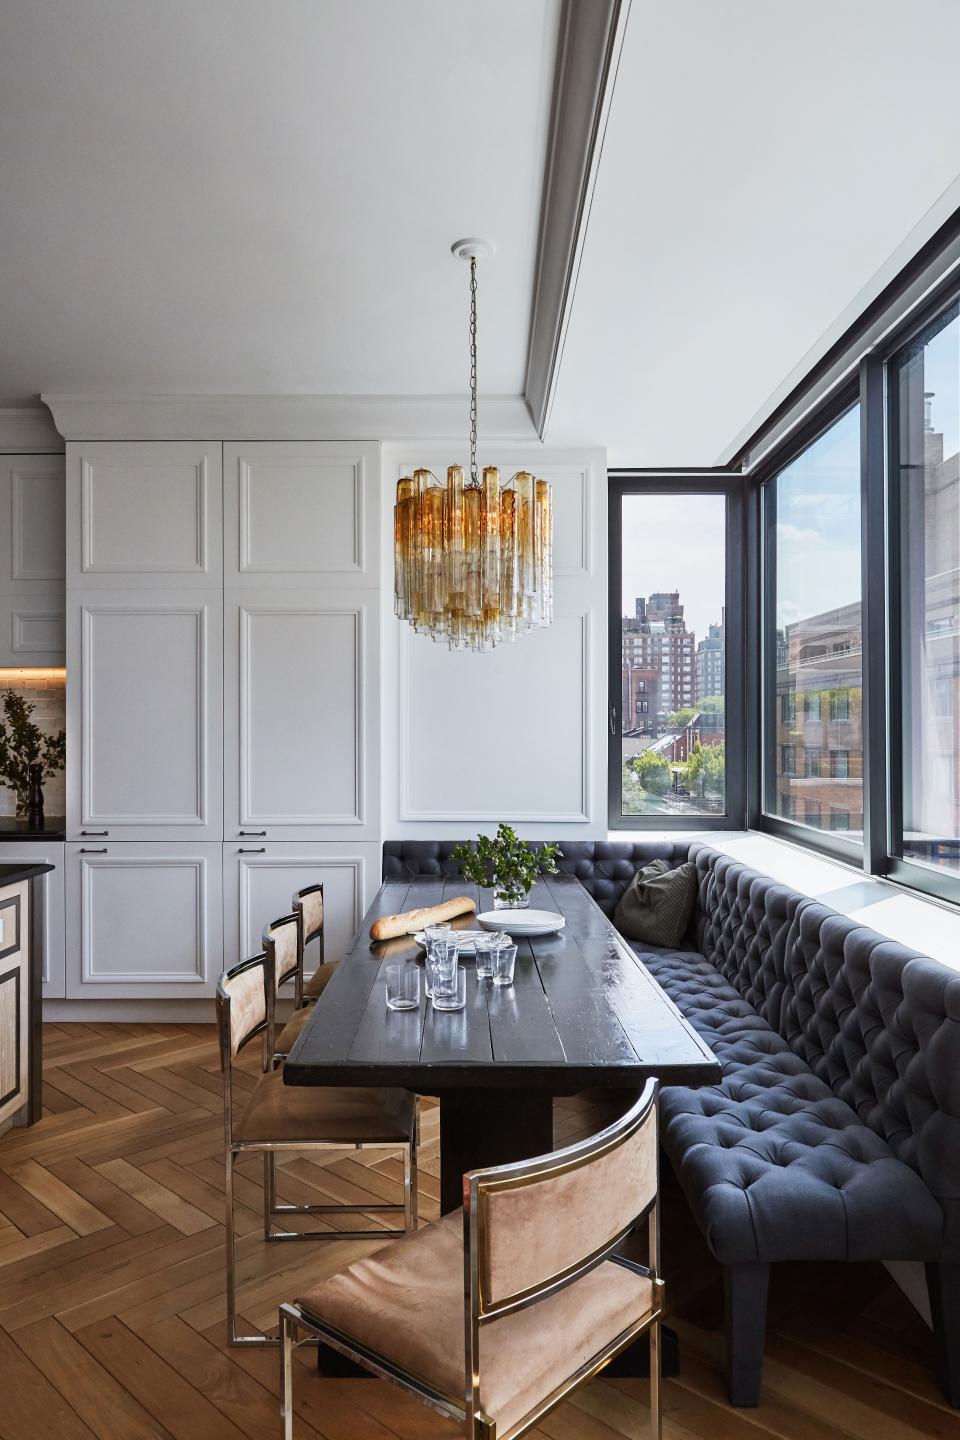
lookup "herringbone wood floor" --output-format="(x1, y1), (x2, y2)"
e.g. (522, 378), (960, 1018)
(0, 1022), (954, 1440)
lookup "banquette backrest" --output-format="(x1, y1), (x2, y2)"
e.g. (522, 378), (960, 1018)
(380, 839), (691, 917)
(687, 842), (960, 1257)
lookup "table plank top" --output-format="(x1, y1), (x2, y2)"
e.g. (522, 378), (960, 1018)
(284, 873), (720, 1092)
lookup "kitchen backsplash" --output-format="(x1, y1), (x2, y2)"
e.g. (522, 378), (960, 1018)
(0, 673), (66, 817)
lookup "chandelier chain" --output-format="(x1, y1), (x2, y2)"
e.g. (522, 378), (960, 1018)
(468, 256), (478, 485)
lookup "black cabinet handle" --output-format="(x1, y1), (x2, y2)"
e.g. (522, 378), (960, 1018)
(239, 830), (267, 837)
(238, 847), (266, 854)
(81, 830), (109, 837)
(79, 847), (108, 854)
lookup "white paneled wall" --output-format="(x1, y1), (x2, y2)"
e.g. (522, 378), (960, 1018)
(380, 447), (608, 839)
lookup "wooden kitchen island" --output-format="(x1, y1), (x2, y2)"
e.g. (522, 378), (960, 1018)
(0, 861), (53, 1135)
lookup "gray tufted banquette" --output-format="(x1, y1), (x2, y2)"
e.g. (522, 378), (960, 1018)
(382, 838), (960, 1407)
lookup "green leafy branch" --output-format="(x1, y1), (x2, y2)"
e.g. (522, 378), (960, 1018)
(452, 823), (562, 903)
(0, 689), (66, 809)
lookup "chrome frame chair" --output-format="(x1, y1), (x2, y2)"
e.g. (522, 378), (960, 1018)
(279, 1081), (663, 1438)
(268, 912), (310, 1066)
(215, 951), (419, 1347)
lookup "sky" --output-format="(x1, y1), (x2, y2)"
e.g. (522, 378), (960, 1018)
(621, 492), (725, 640)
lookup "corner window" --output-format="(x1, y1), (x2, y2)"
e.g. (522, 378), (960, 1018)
(609, 478), (742, 828)
(764, 406), (863, 846)
(890, 303), (960, 877)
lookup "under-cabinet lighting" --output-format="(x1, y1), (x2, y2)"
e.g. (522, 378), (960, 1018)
(0, 668), (67, 681)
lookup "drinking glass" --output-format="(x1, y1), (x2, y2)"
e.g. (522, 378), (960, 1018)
(491, 942), (517, 987)
(431, 964), (466, 1011)
(385, 963), (420, 1011)
(423, 922), (451, 950)
(474, 933), (508, 978)
(425, 937), (459, 997)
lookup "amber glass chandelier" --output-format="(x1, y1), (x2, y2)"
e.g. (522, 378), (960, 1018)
(394, 240), (553, 651)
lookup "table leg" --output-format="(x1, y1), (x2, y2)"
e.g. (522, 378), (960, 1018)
(438, 1088), (554, 1215)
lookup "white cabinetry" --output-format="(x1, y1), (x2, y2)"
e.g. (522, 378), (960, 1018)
(223, 442), (378, 587)
(66, 589), (223, 840)
(0, 455), (66, 665)
(222, 842), (378, 977)
(223, 590), (377, 840)
(66, 441), (222, 589)
(64, 843), (222, 999)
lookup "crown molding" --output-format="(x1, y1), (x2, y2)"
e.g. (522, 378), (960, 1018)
(523, 0), (632, 439)
(0, 405), (64, 452)
(40, 392), (538, 443)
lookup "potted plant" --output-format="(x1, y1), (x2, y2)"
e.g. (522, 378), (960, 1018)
(452, 824), (562, 909)
(0, 689), (66, 822)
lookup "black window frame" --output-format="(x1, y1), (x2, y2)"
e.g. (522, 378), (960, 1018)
(745, 244), (960, 905)
(754, 386), (866, 866)
(607, 472), (745, 831)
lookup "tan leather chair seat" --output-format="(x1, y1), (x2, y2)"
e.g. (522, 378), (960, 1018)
(297, 1212), (653, 1434)
(274, 1004), (312, 1056)
(303, 961), (339, 999)
(235, 1069), (414, 1144)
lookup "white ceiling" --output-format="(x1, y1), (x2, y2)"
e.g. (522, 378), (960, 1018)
(0, 0), (559, 405)
(546, 0), (960, 465)
(3, 0), (960, 463)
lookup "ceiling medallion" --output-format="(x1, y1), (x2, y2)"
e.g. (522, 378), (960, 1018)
(393, 240), (553, 650)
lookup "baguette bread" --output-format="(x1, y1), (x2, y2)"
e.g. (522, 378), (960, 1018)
(370, 895), (477, 942)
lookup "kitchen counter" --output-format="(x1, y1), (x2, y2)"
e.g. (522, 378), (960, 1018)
(0, 861), (55, 885)
(0, 816), (66, 842)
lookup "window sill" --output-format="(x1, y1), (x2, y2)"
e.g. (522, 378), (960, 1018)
(608, 827), (960, 973)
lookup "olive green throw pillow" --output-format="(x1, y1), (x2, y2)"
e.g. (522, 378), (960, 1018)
(613, 859), (697, 948)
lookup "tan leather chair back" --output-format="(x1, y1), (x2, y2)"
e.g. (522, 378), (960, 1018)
(264, 914), (298, 988)
(295, 885), (324, 942)
(472, 1082), (657, 1311)
(216, 955), (268, 1061)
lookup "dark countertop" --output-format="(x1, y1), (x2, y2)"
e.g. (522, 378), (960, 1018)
(0, 816), (65, 841)
(0, 862), (54, 885)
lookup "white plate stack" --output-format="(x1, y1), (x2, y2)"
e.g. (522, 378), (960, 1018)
(476, 909), (566, 938)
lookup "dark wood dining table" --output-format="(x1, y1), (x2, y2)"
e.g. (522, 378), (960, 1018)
(284, 871), (721, 1213)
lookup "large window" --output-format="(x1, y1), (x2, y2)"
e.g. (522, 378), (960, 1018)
(609, 481), (740, 828)
(764, 406), (863, 847)
(891, 304), (960, 876)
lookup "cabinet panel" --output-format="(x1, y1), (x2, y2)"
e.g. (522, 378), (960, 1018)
(65, 843), (222, 998)
(224, 590), (378, 839)
(223, 442), (378, 587)
(0, 455), (66, 665)
(223, 842), (377, 973)
(66, 590), (223, 839)
(66, 442), (222, 587)
(0, 844), (65, 998)
(8, 458), (66, 582)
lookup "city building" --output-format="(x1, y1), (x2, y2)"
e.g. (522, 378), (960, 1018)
(694, 610), (725, 704)
(775, 601), (864, 832)
(621, 591), (695, 729)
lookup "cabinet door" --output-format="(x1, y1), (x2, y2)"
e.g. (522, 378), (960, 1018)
(222, 842), (378, 974)
(66, 589), (223, 840)
(66, 442), (222, 589)
(223, 442), (378, 588)
(65, 843), (222, 998)
(0, 844), (65, 998)
(223, 590), (378, 840)
(0, 455), (66, 665)
(0, 882), (28, 1129)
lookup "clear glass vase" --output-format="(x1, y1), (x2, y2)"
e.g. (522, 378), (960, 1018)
(493, 881), (530, 910)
